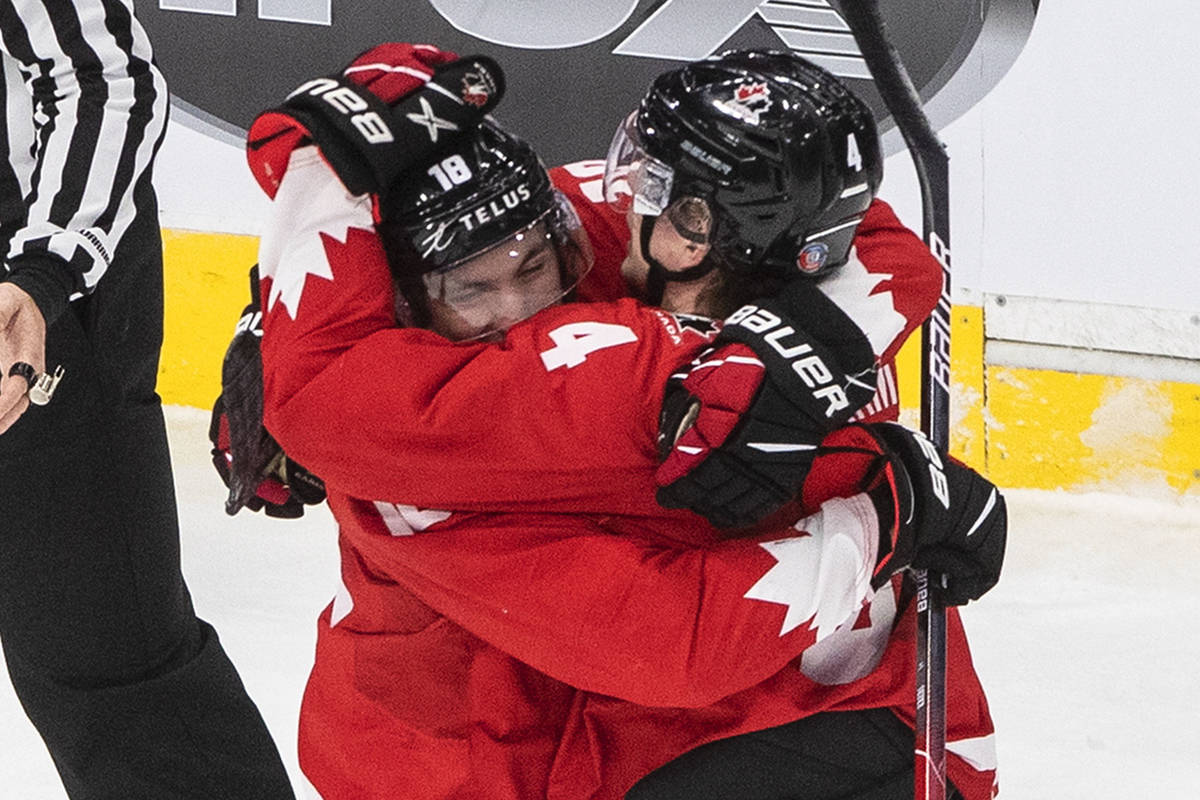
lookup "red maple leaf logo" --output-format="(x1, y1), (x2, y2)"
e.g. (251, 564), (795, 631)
(735, 81), (768, 103)
(461, 71), (492, 108)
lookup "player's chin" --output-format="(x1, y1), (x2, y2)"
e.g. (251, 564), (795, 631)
(459, 318), (523, 344)
(619, 254), (649, 299)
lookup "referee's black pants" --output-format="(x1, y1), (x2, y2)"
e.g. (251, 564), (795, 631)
(0, 188), (295, 799)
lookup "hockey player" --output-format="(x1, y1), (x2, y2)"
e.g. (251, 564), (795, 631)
(241, 45), (1004, 799)
(557, 49), (950, 528)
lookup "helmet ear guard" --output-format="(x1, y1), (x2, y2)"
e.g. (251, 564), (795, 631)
(605, 49), (883, 282)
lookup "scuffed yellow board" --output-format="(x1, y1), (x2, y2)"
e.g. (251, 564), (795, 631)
(160, 229), (259, 409)
(893, 304), (986, 473)
(986, 367), (1199, 497)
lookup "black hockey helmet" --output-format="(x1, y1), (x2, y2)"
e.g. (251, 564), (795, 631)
(604, 49), (882, 282)
(378, 119), (592, 340)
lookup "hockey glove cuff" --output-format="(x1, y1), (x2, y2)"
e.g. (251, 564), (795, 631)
(841, 422), (1007, 606)
(210, 397), (325, 518)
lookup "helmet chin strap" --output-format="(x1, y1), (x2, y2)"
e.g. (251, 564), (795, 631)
(639, 214), (716, 306)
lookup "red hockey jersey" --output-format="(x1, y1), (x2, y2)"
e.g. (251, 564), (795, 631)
(256, 147), (995, 799)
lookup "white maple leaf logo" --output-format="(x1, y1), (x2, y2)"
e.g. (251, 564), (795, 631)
(743, 497), (876, 641)
(258, 149), (374, 319)
(262, 228), (336, 319)
(814, 245), (905, 358)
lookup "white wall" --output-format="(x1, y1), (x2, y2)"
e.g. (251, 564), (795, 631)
(971, 0), (1200, 317)
(156, 109), (267, 235)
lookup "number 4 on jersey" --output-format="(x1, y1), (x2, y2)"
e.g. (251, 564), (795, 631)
(540, 322), (638, 371)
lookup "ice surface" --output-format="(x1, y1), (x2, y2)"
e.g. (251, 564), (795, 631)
(1, 406), (1196, 798)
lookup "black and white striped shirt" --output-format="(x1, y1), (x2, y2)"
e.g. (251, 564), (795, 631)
(0, 0), (167, 324)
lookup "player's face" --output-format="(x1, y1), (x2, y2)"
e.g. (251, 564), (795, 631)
(425, 221), (565, 342)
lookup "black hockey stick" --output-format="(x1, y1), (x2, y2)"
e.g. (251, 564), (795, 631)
(839, 3), (953, 799)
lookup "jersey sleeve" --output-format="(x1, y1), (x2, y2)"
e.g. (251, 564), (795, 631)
(1, 0), (168, 326)
(816, 197), (942, 366)
(258, 148), (711, 513)
(343, 488), (885, 708)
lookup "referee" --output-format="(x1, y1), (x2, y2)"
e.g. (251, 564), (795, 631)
(0, 2), (294, 798)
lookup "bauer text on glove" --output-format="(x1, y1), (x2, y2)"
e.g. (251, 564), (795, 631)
(656, 279), (877, 530)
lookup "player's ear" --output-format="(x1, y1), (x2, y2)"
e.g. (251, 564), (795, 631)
(678, 240), (710, 270)
(647, 217), (709, 272)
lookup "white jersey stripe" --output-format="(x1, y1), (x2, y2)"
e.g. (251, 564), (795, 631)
(1, 0), (166, 298)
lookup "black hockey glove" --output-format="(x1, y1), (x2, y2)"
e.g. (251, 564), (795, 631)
(248, 43), (504, 198)
(827, 422), (1007, 606)
(208, 266), (326, 518)
(655, 279), (878, 530)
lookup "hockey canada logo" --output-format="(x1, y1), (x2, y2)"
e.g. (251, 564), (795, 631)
(143, 1), (1037, 165)
(461, 62), (498, 108)
(669, 312), (719, 339)
(716, 81), (772, 125)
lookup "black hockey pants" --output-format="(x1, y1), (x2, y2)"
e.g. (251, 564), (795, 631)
(0, 187), (295, 799)
(626, 707), (963, 800)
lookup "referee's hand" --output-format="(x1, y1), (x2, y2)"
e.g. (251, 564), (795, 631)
(0, 283), (46, 434)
